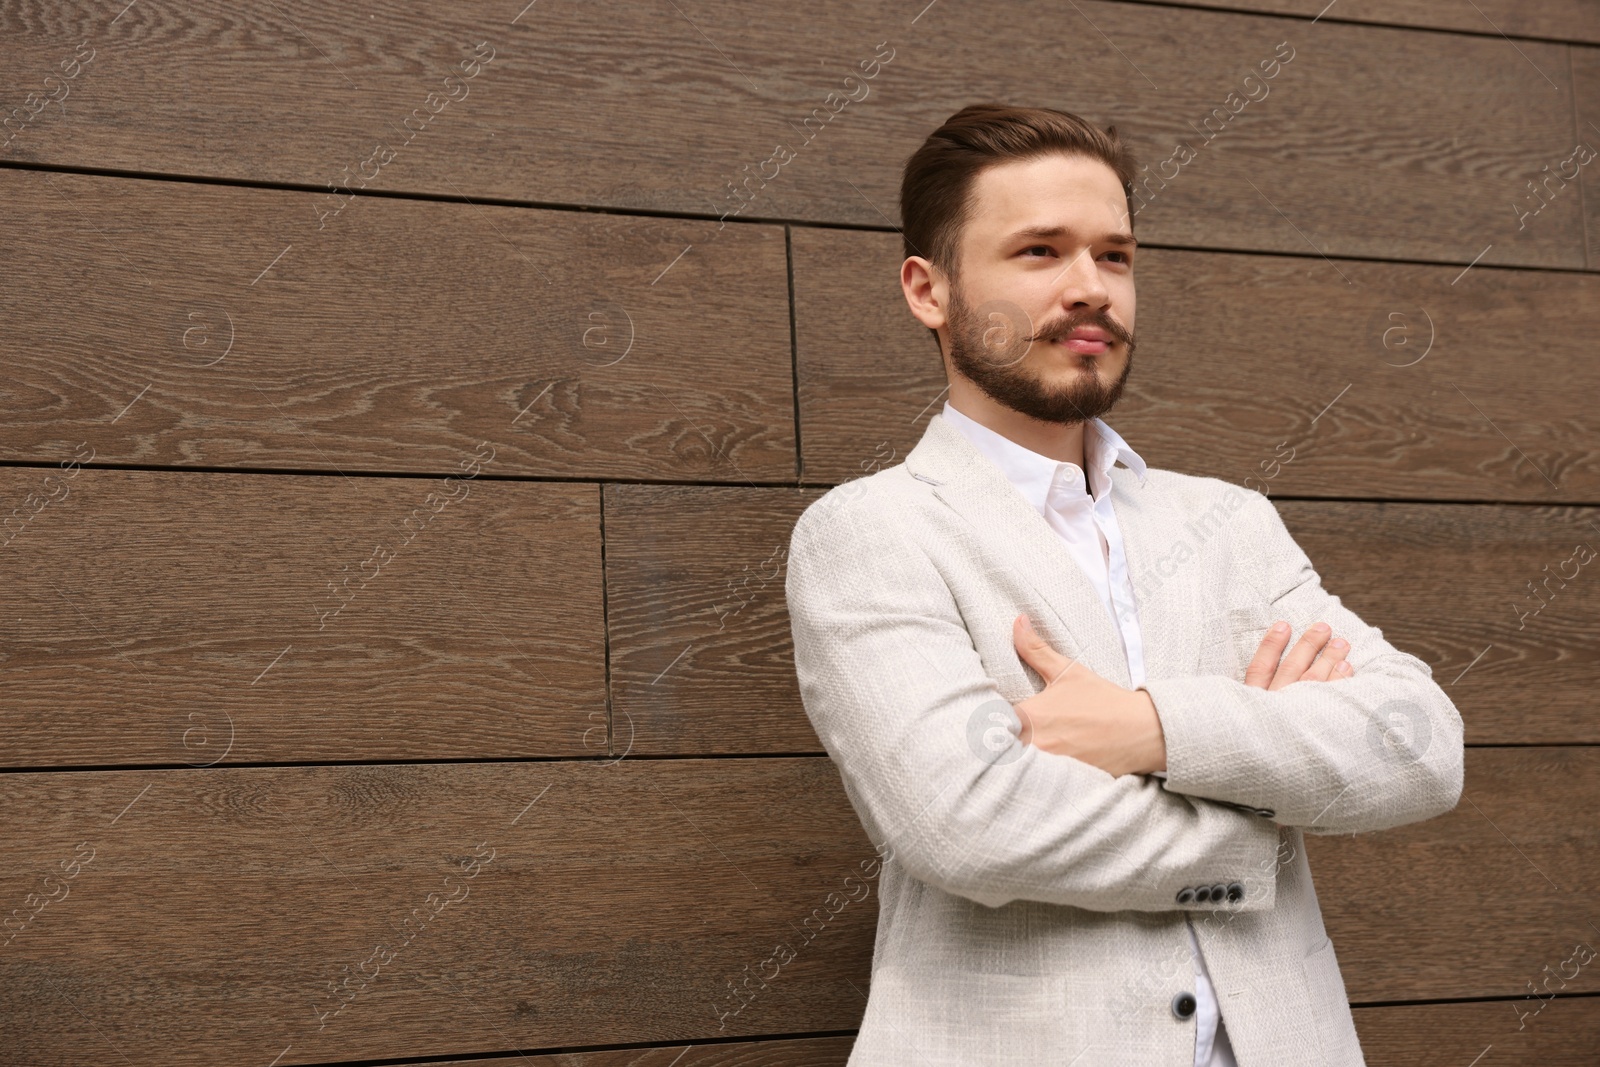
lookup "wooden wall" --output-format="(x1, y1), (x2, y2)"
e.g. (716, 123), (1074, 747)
(2, 1), (1597, 1063)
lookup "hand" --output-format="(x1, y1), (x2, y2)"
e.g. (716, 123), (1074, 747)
(1245, 621), (1355, 690)
(1010, 615), (1166, 777)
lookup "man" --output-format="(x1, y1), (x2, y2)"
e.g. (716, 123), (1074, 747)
(784, 103), (1463, 1066)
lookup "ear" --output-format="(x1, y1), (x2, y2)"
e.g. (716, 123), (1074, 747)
(901, 256), (948, 332)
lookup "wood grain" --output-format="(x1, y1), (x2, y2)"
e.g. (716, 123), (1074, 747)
(1354, 998), (1600, 1067)
(604, 484), (823, 756)
(1275, 499), (1600, 746)
(2, 751), (1596, 1063)
(1313, 747), (1600, 1003)
(0, 760), (877, 1065)
(0, 467), (605, 766)
(0, 0), (1584, 268)
(1117, 0), (1600, 46)
(0, 167), (795, 481)
(1575, 43), (1600, 272)
(793, 226), (1600, 501)
(7, 470), (1588, 767)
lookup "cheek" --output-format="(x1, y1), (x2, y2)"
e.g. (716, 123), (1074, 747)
(1115, 283), (1135, 333)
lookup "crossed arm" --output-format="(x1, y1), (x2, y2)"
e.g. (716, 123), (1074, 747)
(1010, 601), (1364, 778)
(1001, 490), (1462, 835)
(1160, 491), (1460, 833)
(1009, 608), (1358, 781)
(785, 496), (1284, 914)
(785, 486), (1463, 914)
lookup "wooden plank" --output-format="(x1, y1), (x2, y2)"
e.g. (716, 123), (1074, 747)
(1117, 0), (1600, 46)
(367, 1038), (853, 1066)
(2, 750), (1596, 1063)
(1275, 500), (1600, 746)
(792, 227), (944, 489)
(0, 760), (877, 1066)
(1312, 747), (1600, 1002)
(0, 167), (795, 481)
(0, 468), (605, 766)
(604, 484), (824, 756)
(7, 469), (1570, 769)
(1354, 998), (1600, 1067)
(794, 227), (1600, 501)
(1575, 44), (1600, 271)
(0, 1), (1582, 269)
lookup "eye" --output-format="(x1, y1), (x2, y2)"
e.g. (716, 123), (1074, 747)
(1104, 251), (1132, 265)
(1020, 245), (1053, 257)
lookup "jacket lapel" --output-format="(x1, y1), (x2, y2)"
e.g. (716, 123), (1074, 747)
(904, 414), (1133, 686)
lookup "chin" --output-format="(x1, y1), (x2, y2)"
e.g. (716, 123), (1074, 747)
(1042, 355), (1106, 380)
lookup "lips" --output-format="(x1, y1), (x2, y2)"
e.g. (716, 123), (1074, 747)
(1052, 327), (1112, 354)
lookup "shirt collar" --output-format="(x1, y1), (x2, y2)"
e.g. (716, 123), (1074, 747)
(940, 400), (1148, 511)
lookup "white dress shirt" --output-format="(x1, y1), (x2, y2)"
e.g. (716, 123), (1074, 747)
(941, 400), (1238, 1067)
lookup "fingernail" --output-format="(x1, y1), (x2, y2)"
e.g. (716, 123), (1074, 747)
(1272, 621), (1289, 634)
(1313, 622), (1330, 633)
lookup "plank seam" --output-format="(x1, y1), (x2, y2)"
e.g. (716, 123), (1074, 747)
(6, 159), (1598, 276)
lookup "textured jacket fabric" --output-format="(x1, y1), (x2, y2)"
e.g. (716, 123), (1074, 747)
(784, 412), (1465, 1066)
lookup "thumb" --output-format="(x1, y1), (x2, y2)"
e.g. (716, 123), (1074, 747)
(1013, 614), (1076, 687)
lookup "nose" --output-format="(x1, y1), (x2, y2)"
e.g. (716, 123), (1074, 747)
(1050, 247), (1110, 312)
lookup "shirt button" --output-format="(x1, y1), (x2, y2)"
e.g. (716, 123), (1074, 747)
(1171, 991), (1197, 1019)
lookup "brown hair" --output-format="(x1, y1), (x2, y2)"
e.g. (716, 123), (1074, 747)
(899, 103), (1139, 289)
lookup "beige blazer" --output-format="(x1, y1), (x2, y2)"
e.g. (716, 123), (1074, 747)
(785, 412), (1464, 1066)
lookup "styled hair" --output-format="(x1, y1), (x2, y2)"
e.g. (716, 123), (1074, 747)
(899, 102), (1139, 300)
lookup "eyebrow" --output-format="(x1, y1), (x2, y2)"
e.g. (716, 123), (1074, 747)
(1005, 224), (1138, 248)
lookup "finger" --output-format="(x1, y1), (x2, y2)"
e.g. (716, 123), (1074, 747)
(1243, 621), (1292, 689)
(1013, 614), (1077, 686)
(1305, 633), (1344, 684)
(1331, 658), (1355, 680)
(1271, 622), (1333, 690)
(1301, 640), (1343, 682)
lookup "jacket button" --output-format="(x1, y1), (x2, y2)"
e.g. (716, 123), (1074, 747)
(1210, 883), (1228, 902)
(1226, 882), (1244, 902)
(1193, 884), (1212, 903)
(1176, 887), (1195, 904)
(1171, 991), (1197, 1019)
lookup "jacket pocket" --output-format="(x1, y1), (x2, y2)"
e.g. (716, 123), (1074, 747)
(1301, 937), (1366, 1067)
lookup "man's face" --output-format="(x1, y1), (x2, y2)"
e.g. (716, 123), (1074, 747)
(941, 152), (1137, 425)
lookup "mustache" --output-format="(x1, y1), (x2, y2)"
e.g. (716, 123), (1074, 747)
(1028, 312), (1133, 347)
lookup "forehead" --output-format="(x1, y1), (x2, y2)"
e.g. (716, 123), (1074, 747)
(963, 153), (1129, 245)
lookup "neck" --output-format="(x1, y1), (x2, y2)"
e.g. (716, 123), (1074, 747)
(946, 379), (1090, 468)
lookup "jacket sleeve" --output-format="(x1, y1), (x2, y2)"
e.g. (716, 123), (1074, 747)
(1141, 487), (1465, 836)
(785, 488), (1283, 913)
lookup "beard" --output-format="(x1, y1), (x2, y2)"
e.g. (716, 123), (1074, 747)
(944, 283), (1135, 425)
